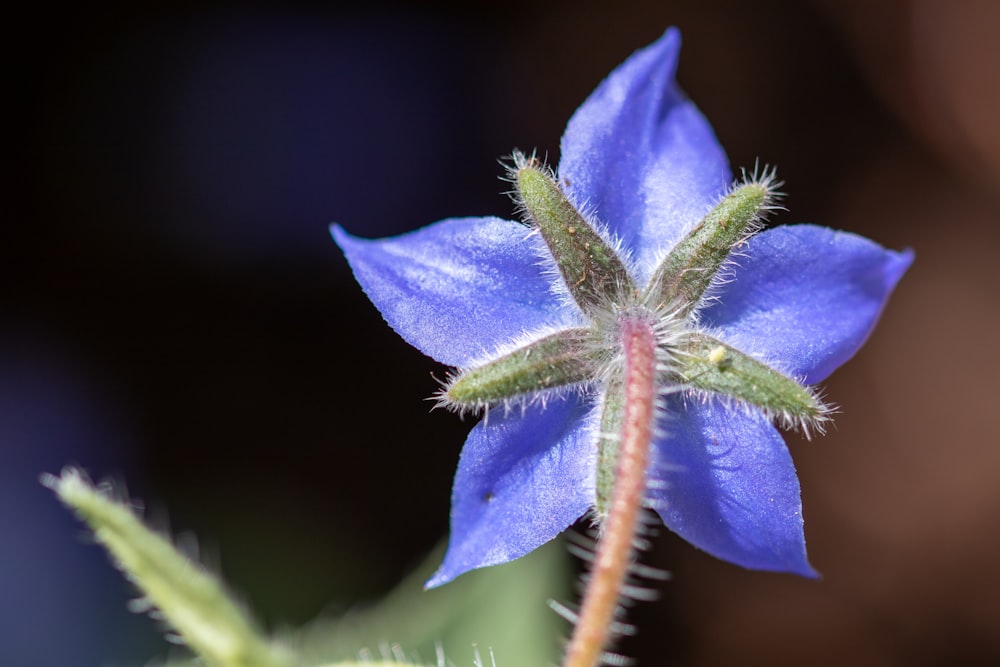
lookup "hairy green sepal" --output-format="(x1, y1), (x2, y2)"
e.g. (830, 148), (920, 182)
(447, 328), (599, 408)
(593, 378), (625, 523)
(646, 181), (769, 315)
(677, 332), (828, 432)
(516, 159), (634, 317)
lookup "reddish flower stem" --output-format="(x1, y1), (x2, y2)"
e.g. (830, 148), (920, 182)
(562, 316), (657, 667)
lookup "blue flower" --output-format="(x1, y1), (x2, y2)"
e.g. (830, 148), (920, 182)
(333, 29), (912, 587)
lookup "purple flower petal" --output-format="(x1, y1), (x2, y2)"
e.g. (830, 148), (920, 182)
(704, 224), (914, 383)
(558, 28), (731, 285)
(332, 219), (583, 367)
(333, 28), (912, 584)
(426, 394), (598, 587)
(649, 396), (816, 577)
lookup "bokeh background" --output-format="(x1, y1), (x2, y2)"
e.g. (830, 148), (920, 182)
(7, 0), (1000, 665)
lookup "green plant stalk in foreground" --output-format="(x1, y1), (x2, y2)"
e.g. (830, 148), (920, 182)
(45, 466), (568, 667)
(45, 468), (297, 667)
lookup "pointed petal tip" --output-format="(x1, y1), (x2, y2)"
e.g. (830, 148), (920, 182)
(558, 24), (730, 283)
(422, 550), (501, 591)
(727, 548), (819, 578)
(650, 399), (819, 579)
(329, 222), (359, 256)
(888, 246), (916, 285)
(330, 216), (582, 367)
(423, 568), (451, 590)
(655, 25), (682, 55)
(800, 561), (822, 580)
(330, 222), (361, 249)
(762, 548), (820, 579)
(702, 225), (915, 382)
(678, 521), (820, 579)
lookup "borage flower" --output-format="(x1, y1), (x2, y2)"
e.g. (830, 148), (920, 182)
(333, 28), (911, 588)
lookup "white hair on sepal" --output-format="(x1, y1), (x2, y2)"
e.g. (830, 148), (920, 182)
(502, 149), (550, 225)
(682, 162), (786, 324)
(514, 222), (599, 322)
(678, 384), (835, 440)
(463, 321), (589, 375)
(681, 324), (838, 437)
(570, 196), (638, 282)
(431, 323), (572, 408)
(641, 161), (784, 293)
(689, 322), (787, 375)
(527, 211), (636, 319)
(430, 322), (605, 419)
(649, 301), (689, 420)
(506, 150), (640, 316)
(432, 374), (597, 423)
(791, 387), (838, 440)
(742, 159), (787, 213)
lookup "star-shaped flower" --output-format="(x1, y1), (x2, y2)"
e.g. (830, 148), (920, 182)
(333, 29), (912, 588)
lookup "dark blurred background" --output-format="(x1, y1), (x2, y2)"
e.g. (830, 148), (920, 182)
(6, 1), (1000, 665)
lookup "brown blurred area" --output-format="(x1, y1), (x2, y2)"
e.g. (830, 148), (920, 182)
(9, 0), (1000, 665)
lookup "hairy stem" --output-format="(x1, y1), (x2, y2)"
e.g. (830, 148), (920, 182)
(562, 316), (656, 667)
(45, 468), (292, 667)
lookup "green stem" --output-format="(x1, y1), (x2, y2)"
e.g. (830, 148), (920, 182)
(45, 468), (292, 667)
(562, 316), (656, 667)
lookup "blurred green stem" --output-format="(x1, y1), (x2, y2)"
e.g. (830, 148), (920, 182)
(45, 468), (293, 667)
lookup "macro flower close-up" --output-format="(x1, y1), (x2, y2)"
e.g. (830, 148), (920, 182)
(20, 0), (1000, 663)
(335, 28), (912, 592)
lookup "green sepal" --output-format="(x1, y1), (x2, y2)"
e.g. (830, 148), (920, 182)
(446, 328), (600, 409)
(676, 332), (829, 434)
(515, 156), (634, 318)
(645, 179), (772, 316)
(593, 378), (625, 524)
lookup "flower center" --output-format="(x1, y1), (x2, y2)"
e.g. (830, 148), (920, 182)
(440, 156), (830, 474)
